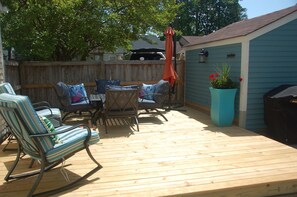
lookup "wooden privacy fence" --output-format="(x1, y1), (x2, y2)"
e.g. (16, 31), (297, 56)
(5, 60), (185, 108)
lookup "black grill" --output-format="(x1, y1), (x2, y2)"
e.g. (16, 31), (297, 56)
(263, 85), (297, 144)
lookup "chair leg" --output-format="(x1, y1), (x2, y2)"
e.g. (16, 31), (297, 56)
(85, 145), (102, 168)
(155, 109), (168, 121)
(2, 133), (16, 151)
(91, 110), (101, 125)
(6, 159), (60, 181)
(62, 112), (72, 121)
(134, 117), (139, 131)
(7, 151), (100, 197)
(138, 108), (168, 121)
(29, 159), (35, 168)
(103, 116), (108, 134)
(5, 143), (22, 181)
(27, 159), (47, 197)
(33, 146), (102, 197)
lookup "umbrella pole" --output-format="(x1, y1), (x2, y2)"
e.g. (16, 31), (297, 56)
(164, 24), (185, 112)
(170, 27), (186, 111)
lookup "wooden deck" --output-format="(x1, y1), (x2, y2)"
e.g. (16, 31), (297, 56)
(1, 107), (297, 197)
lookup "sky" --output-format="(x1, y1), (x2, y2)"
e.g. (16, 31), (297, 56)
(239, 0), (297, 19)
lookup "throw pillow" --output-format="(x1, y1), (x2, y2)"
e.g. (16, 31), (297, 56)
(141, 83), (156, 100)
(56, 82), (72, 106)
(39, 116), (60, 145)
(68, 83), (88, 103)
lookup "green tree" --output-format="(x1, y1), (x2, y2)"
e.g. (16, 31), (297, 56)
(173, 0), (247, 36)
(0, 0), (179, 60)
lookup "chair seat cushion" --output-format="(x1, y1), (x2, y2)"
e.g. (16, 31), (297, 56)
(63, 103), (94, 114)
(138, 98), (156, 104)
(138, 98), (158, 109)
(46, 125), (99, 163)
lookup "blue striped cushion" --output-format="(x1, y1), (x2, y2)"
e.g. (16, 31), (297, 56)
(46, 125), (99, 162)
(0, 93), (54, 157)
(0, 82), (16, 94)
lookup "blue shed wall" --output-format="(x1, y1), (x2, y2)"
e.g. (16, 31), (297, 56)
(246, 19), (297, 131)
(185, 44), (241, 115)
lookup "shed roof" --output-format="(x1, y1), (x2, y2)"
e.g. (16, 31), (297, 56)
(186, 4), (297, 47)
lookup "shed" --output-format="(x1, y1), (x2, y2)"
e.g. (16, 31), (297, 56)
(183, 5), (297, 132)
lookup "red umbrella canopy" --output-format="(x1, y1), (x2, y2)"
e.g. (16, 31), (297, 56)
(163, 26), (177, 87)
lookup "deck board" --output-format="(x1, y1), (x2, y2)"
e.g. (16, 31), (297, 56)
(1, 107), (297, 197)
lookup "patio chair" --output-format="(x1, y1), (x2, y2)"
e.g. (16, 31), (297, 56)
(138, 80), (170, 121)
(102, 86), (139, 133)
(0, 82), (62, 126)
(0, 93), (102, 197)
(54, 82), (96, 121)
(0, 82), (62, 151)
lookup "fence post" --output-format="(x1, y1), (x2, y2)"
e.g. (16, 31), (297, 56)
(99, 60), (105, 80)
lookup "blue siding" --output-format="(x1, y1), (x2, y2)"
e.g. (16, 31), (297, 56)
(185, 44), (241, 115)
(246, 19), (297, 131)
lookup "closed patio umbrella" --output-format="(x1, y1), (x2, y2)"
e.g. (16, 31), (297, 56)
(163, 25), (177, 87)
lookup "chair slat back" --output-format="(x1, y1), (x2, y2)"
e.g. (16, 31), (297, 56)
(0, 82), (16, 95)
(0, 93), (53, 158)
(95, 79), (120, 94)
(105, 88), (139, 115)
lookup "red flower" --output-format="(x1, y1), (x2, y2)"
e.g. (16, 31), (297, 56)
(209, 73), (215, 80)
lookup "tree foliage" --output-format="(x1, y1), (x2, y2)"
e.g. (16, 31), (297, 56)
(0, 0), (179, 60)
(173, 0), (247, 37)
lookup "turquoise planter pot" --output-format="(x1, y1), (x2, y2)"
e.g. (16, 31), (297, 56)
(209, 87), (237, 127)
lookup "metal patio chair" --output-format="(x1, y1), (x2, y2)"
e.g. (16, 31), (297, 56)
(138, 80), (170, 121)
(103, 87), (139, 133)
(54, 82), (96, 122)
(0, 93), (102, 197)
(0, 82), (62, 151)
(0, 82), (62, 126)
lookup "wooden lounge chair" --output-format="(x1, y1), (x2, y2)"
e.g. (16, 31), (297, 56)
(0, 93), (102, 196)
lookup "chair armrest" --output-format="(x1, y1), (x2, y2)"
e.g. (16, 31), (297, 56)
(81, 96), (91, 104)
(32, 101), (51, 108)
